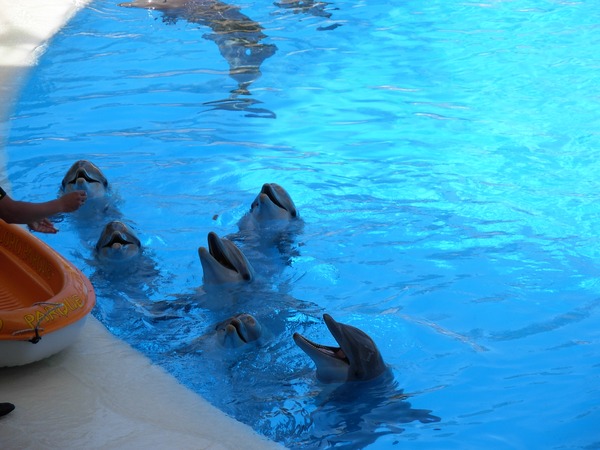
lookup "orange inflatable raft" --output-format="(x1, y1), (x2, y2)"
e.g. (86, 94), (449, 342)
(0, 219), (95, 367)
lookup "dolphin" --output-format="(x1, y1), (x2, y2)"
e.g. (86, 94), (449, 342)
(215, 313), (262, 348)
(95, 221), (142, 261)
(61, 160), (108, 198)
(250, 183), (298, 221)
(198, 232), (254, 284)
(293, 314), (388, 383)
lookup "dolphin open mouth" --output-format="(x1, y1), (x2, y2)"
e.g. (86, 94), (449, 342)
(203, 232), (253, 281)
(259, 183), (298, 218)
(293, 314), (350, 365)
(293, 334), (350, 365)
(62, 160), (109, 190)
(95, 221), (141, 252)
(67, 168), (103, 185)
(262, 184), (287, 211)
(207, 232), (238, 273)
(101, 232), (138, 249)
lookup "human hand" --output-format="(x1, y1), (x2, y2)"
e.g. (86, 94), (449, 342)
(61, 190), (87, 212)
(28, 218), (58, 234)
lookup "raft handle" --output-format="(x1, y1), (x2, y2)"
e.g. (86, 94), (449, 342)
(11, 302), (66, 344)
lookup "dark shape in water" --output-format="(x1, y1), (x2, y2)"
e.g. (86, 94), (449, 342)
(119, 0), (277, 104)
(305, 373), (441, 449)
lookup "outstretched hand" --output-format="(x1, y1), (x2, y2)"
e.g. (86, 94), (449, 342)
(28, 218), (58, 234)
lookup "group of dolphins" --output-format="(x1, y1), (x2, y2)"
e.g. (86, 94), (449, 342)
(60, 160), (387, 384)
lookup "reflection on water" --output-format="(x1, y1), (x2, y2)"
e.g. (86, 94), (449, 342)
(203, 96), (276, 119)
(119, 0), (277, 115)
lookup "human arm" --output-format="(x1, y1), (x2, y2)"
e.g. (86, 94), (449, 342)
(0, 190), (87, 232)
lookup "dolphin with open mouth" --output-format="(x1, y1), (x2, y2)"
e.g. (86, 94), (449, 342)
(215, 313), (262, 348)
(249, 182), (298, 222)
(293, 314), (388, 383)
(61, 160), (109, 198)
(95, 221), (142, 261)
(198, 232), (254, 284)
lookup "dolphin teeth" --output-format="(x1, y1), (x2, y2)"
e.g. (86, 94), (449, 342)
(69, 169), (102, 184)
(103, 233), (135, 248)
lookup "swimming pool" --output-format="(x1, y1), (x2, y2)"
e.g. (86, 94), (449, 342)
(4, 0), (600, 447)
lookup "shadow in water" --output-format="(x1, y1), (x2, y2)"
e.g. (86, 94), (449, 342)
(273, 0), (342, 31)
(119, 0), (277, 117)
(295, 372), (441, 448)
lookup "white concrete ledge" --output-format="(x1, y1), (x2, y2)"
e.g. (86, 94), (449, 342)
(0, 317), (282, 449)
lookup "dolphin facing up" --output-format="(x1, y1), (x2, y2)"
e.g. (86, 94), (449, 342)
(250, 182), (298, 222)
(61, 160), (109, 198)
(238, 183), (299, 233)
(293, 314), (388, 383)
(95, 221), (142, 261)
(215, 313), (262, 348)
(198, 232), (254, 285)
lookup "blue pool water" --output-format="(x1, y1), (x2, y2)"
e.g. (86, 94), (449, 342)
(4, 0), (600, 447)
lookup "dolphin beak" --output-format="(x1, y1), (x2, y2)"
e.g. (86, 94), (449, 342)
(96, 222), (141, 252)
(199, 233), (254, 283)
(207, 232), (237, 272)
(71, 168), (103, 185)
(228, 318), (248, 343)
(293, 321), (350, 383)
(261, 183), (297, 217)
(293, 333), (347, 362)
(216, 314), (262, 348)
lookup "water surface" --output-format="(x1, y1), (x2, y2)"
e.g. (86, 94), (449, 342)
(5, 0), (600, 448)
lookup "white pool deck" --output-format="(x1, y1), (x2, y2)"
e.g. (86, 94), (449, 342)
(0, 1), (284, 448)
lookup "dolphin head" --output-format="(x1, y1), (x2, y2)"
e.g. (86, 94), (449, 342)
(61, 160), (108, 198)
(249, 183), (298, 222)
(215, 313), (262, 348)
(95, 221), (142, 261)
(293, 314), (387, 383)
(198, 232), (254, 285)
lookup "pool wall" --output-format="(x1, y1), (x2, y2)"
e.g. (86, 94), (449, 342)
(0, 1), (283, 448)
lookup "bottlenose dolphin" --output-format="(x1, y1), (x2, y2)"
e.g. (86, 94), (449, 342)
(198, 231), (254, 284)
(293, 314), (388, 383)
(95, 221), (142, 261)
(238, 183), (299, 233)
(118, 0), (276, 100)
(61, 160), (108, 198)
(215, 313), (262, 348)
